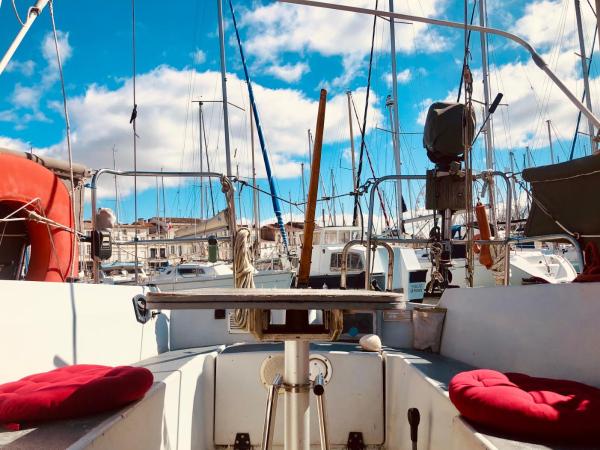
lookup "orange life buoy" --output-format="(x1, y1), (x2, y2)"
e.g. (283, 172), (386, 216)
(0, 154), (77, 281)
(475, 202), (493, 269)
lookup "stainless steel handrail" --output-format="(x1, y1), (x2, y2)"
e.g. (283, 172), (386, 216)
(261, 374), (283, 450)
(365, 172), (513, 287)
(339, 239), (394, 291)
(89, 169), (235, 283)
(313, 373), (330, 450)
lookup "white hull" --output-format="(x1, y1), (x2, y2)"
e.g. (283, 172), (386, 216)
(1, 280), (599, 449)
(151, 270), (293, 291)
(418, 248), (577, 287)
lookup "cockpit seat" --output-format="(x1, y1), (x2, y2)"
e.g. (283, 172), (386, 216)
(450, 369), (600, 445)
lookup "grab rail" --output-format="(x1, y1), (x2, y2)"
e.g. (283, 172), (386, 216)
(89, 169), (235, 283)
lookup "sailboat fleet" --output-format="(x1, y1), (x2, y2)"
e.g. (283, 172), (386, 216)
(1, 0), (600, 449)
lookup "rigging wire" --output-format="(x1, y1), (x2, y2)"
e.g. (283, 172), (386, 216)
(456, 0), (477, 102)
(11, 0), (25, 25)
(48, 0), (77, 279)
(353, 0), (378, 226)
(570, 26), (598, 159)
(350, 95), (392, 229)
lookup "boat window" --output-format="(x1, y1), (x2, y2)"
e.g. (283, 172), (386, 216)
(329, 252), (364, 271)
(324, 232), (337, 244)
(198, 268), (205, 275)
(178, 267), (197, 277)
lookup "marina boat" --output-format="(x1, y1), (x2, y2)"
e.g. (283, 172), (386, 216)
(417, 245), (577, 288)
(298, 226), (388, 290)
(99, 262), (148, 285)
(150, 261), (293, 290)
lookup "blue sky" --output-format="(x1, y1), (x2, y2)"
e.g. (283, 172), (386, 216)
(1, 0), (598, 230)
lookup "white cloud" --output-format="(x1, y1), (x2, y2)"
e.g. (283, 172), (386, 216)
(510, 0), (594, 51)
(41, 30), (72, 86)
(12, 66), (382, 199)
(7, 31), (73, 127)
(264, 62), (309, 83)
(6, 60), (36, 77)
(384, 68), (412, 86)
(241, 0), (448, 88)
(42, 30), (72, 68)
(11, 84), (40, 110)
(191, 49), (206, 65)
(416, 98), (433, 126)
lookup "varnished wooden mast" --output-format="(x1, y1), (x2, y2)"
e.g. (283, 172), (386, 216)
(296, 89), (327, 288)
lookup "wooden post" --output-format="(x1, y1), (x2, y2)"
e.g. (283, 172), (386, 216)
(297, 89), (327, 288)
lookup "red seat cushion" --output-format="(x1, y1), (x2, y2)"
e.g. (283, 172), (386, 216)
(449, 369), (600, 443)
(0, 365), (153, 429)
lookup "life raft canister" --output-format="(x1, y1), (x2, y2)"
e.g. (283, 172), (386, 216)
(0, 153), (77, 281)
(475, 202), (493, 269)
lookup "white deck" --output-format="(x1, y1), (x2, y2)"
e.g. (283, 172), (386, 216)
(1, 280), (598, 449)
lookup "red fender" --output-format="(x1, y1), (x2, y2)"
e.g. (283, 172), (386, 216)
(0, 154), (77, 281)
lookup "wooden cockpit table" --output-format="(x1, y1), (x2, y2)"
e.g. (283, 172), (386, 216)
(145, 288), (406, 450)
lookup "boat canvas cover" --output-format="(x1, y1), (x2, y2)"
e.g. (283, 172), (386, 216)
(522, 154), (600, 247)
(423, 102), (475, 167)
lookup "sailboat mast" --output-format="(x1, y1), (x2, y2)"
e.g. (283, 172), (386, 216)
(388, 0), (404, 233)
(198, 101), (205, 219)
(217, 0), (237, 269)
(217, 0), (233, 176)
(251, 108), (261, 257)
(331, 168), (337, 226)
(574, 0), (596, 154)
(112, 146), (122, 261)
(509, 151), (520, 219)
(307, 129), (313, 167)
(228, 0), (289, 252)
(546, 120), (555, 164)
(346, 91), (357, 190)
(478, 0), (498, 230)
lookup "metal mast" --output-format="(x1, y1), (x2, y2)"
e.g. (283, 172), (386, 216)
(251, 105), (261, 258)
(546, 119), (555, 163)
(217, 0), (233, 176)
(198, 101), (205, 218)
(478, 0), (498, 229)
(509, 151), (520, 219)
(388, 0), (404, 232)
(346, 91), (357, 190)
(112, 146), (122, 261)
(575, 0), (596, 153)
(228, 0), (289, 251)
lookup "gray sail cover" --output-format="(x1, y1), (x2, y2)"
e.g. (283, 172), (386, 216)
(522, 154), (600, 247)
(423, 102), (475, 167)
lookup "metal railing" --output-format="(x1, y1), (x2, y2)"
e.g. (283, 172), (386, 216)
(339, 239), (394, 291)
(365, 172), (513, 287)
(89, 169), (235, 283)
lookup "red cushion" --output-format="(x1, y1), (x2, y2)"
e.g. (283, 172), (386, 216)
(0, 365), (153, 429)
(449, 369), (600, 443)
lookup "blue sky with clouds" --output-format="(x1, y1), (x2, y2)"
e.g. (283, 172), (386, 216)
(1, 0), (598, 229)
